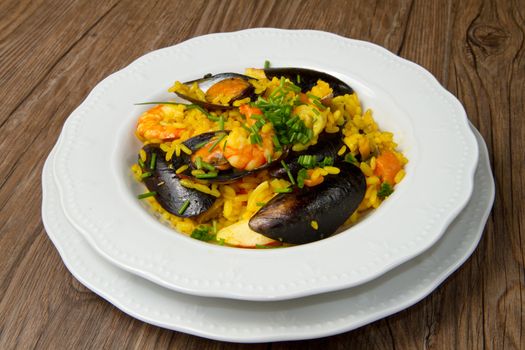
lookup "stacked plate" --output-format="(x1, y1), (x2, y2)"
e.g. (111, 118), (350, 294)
(42, 29), (494, 342)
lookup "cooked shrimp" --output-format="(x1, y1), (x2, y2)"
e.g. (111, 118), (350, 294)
(136, 104), (186, 142)
(223, 105), (278, 171)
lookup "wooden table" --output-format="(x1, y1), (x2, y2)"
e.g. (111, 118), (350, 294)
(1, 0), (523, 348)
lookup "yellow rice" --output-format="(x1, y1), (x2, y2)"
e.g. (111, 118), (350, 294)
(133, 76), (407, 241)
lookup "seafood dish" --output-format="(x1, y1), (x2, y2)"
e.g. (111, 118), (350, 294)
(131, 66), (407, 248)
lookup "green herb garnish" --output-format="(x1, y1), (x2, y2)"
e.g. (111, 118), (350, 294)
(194, 156), (203, 170)
(208, 133), (227, 152)
(191, 226), (216, 242)
(140, 172), (152, 179)
(201, 161), (216, 172)
(149, 152), (157, 170)
(264, 60), (271, 69)
(137, 191), (156, 199)
(296, 168), (308, 189)
(344, 153), (358, 165)
(178, 199), (191, 215)
(298, 155), (316, 168)
(274, 187), (293, 193)
(193, 140), (209, 149)
(378, 183), (394, 198)
(218, 115), (225, 130)
(280, 160), (296, 185)
(195, 172), (218, 179)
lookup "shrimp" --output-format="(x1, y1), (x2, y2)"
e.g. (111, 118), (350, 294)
(223, 105), (278, 171)
(136, 104), (186, 142)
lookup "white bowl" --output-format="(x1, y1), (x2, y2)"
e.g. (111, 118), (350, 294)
(53, 28), (478, 301)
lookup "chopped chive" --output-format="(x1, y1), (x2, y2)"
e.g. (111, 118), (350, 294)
(194, 140), (209, 149)
(138, 158), (145, 168)
(288, 83), (301, 93)
(241, 123), (252, 132)
(140, 172), (152, 179)
(306, 93), (320, 100)
(344, 153), (358, 164)
(378, 182), (394, 198)
(280, 160), (296, 185)
(207, 113), (220, 122)
(191, 225), (215, 241)
(264, 60), (271, 69)
(195, 156), (203, 170)
(138, 191), (156, 199)
(208, 133), (227, 153)
(296, 74), (301, 84)
(201, 161), (216, 172)
(286, 116), (297, 126)
(274, 187), (293, 193)
(178, 199), (191, 215)
(298, 154), (316, 168)
(312, 108), (320, 115)
(297, 168), (308, 188)
(195, 172), (218, 179)
(219, 115), (225, 130)
(306, 128), (313, 139)
(272, 135), (281, 150)
(312, 99), (326, 110)
(149, 152), (157, 170)
(223, 138), (228, 151)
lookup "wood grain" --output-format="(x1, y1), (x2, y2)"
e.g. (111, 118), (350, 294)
(0, 0), (523, 348)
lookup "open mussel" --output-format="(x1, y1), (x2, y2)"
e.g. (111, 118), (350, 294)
(249, 162), (366, 244)
(174, 73), (254, 110)
(262, 67), (353, 97)
(139, 145), (216, 217)
(173, 131), (287, 183)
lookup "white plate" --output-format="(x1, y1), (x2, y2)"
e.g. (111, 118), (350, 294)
(52, 28), (479, 300)
(43, 126), (493, 342)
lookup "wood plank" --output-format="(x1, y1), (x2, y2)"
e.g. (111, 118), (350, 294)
(0, 0), (523, 348)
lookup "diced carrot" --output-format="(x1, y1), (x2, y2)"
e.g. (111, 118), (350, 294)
(374, 151), (402, 185)
(304, 169), (325, 187)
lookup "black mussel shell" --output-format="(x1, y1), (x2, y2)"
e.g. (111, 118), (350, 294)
(269, 132), (343, 179)
(175, 73), (254, 110)
(249, 162), (366, 244)
(264, 67), (353, 97)
(139, 145), (216, 217)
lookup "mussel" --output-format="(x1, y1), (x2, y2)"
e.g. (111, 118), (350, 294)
(249, 162), (366, 244)
(269, 132), (343, 179)
(139, 145), (216, 217)
(173, 131), (286, 183)
(263, 67), (353, 97)
(174, 73), (254, 110)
